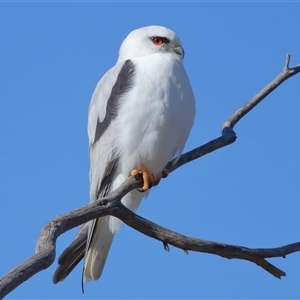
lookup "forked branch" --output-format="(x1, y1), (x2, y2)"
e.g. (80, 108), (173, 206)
(0, 54), (299, 299)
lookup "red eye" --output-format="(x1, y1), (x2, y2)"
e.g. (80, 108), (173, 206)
(152, 37), (164, 45)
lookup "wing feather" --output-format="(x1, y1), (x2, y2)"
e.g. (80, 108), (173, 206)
(53, 59), (136, 283)
(84, 59), (135, 281)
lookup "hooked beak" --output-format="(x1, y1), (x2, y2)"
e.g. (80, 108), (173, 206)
(172, 45), (185, 59)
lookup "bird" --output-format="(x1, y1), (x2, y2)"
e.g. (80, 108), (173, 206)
(53, 25), (196, 284)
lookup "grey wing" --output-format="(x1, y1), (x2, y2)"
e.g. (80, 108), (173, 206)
(88, 59), (135, 201)
(52, 59), (136, 283)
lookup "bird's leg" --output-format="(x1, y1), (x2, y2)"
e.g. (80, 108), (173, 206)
(131, 167), (170, 191)
(131, 165), (154, 191)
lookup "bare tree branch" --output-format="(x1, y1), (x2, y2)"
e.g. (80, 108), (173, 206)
(1, 54), (300, 299)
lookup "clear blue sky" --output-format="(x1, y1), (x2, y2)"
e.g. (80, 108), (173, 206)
(1, 2), (300, 299)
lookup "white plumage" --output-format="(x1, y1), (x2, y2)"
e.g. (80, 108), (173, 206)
(53, 25), (195, 284)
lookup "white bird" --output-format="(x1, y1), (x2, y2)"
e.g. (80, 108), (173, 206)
(53, 25), (195, 284)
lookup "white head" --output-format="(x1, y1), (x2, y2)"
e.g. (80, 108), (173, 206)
(117, 25), (184, 63)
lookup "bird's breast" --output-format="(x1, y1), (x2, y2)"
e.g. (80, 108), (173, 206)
(114, 55), (195, 176)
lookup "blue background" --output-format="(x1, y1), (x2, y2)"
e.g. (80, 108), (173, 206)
(1, 2), (300, 299)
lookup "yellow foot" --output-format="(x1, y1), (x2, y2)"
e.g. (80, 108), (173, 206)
(131, 165), (154, 191)
(131, 167), (170, 191)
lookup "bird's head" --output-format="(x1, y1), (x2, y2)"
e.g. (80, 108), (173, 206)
(117, 25), (184, 63)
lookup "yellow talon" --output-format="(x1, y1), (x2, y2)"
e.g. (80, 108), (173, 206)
(131, 166), (169, 191)
(131, 165), (154, 191)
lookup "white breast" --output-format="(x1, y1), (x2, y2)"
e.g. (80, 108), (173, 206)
(114, 53), (195, 177)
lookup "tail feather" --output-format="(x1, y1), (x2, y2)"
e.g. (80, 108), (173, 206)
(53, 217), (115, 284)
(53, 224), (88, 283)
(83, 216), (114, 282)
(53, 188), (144, 283)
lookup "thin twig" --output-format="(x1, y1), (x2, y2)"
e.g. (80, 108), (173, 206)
(222, 54), (300, 130)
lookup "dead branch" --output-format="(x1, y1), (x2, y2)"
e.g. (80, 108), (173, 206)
(0, 54), (299, 299)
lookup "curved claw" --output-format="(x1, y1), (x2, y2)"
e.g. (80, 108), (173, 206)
(131, 166), (154, 191)
(131, 166), (169, 191)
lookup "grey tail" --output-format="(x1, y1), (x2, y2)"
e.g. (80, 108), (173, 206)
(52, 224), (88, 284)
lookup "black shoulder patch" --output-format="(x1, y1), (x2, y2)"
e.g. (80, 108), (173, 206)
(93, 60), (135, 144)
